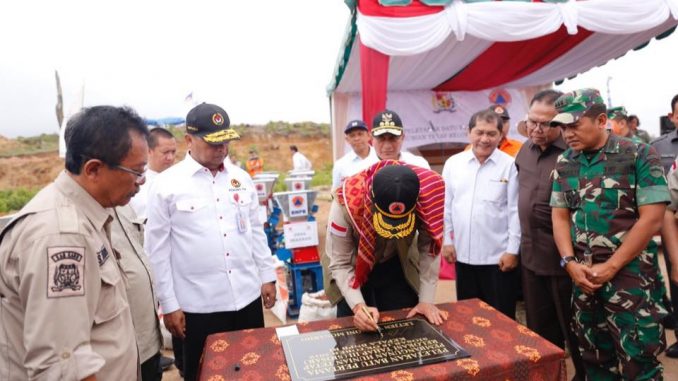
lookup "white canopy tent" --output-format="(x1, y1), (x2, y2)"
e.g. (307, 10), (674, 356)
(327, 0), (678, 166)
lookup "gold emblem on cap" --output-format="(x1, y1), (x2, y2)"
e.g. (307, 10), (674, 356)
(373, 212), (415, 239)
(372, 201), (416, 239)
(203, 128), (240, 143)
(379, 113), (396, 128)
(494, 106), (504, 114)
(212, 113), (224, 126)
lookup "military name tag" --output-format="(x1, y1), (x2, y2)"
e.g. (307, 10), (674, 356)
(281, 318), (469, 381)
(47, 246), (86, 298)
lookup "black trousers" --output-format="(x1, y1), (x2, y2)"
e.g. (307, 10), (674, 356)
(521, 266), (586, 381)
(455, 261), (518, 319)
(140, 352), (161, 381)
(171, 336), (183, 373)
(183, 297), (264, 381)
(336, 255), (419, 317)
(663, 249), (678, 336)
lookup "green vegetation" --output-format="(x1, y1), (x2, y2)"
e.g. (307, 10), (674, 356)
(0, 188), (39, 214)
(270, 164), (332, 193)
(0, 133), (59, 157)
(168, 122), (330, 139)
(261, 121), (330, 137)
(273, 178), (287, 193)
(311, 163), (332, 188)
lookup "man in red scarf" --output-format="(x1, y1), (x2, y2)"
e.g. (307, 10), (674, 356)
(321, 161), (448, 332)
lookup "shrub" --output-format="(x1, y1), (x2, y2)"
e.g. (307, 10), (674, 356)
(0, 188), (39, 214)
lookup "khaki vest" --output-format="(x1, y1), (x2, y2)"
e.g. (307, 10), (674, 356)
(321, 205), (422, 305)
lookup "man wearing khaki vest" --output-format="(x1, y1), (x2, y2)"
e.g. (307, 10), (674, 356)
(322, 162), (448, 332)
(112, 205), (164, 381)
(0, 106), (147, 380)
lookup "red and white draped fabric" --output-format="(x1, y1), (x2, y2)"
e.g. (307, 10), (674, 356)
(330, 0), (678, 132)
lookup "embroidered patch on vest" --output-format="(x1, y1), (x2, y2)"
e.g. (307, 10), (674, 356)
(96, 246), (110, 266)
(47, 246), (85, 298)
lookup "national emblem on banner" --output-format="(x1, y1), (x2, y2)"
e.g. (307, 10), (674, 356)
(432, 91), (457, 113)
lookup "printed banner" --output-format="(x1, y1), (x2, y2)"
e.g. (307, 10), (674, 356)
(344, 89), (528, 150)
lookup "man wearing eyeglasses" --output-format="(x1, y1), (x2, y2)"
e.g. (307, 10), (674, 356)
(145, 103), (277, 381)
(514, 89), (585, 380)
(0, 106), (148, 380)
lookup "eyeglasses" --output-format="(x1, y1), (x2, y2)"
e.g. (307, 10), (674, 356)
(526, 120), (556, 130)
(80, 155), (145, 183)
(111, 164), (146, 183)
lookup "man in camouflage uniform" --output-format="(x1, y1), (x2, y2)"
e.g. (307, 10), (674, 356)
(550, 89), (670, 380)
(628, 115), (651, 144)
(608, 106), (644, 144)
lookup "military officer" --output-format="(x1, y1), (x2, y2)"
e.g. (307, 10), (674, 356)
(666, 158), (678, 286)
(652, 95), (678, 357)
(550, 89), (670, 380)
(628, 115), (651, 144)
(0, 106), (148, 380)
(607, 106), (644, 144)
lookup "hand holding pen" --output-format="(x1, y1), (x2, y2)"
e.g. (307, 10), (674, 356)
(352, 303), (383, 337)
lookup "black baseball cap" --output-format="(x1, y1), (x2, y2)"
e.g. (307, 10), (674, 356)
(490, 104), (510, 120)
(186, 103), (240, 145)
(371, 109), (404, 137)
(371, 165), (419, 239)
(344, 120), (368, 134)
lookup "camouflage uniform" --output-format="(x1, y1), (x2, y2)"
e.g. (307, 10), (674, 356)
(550, 90), (671, 381)
(608, 106), (644, 145)
(636, 129), (652, 144)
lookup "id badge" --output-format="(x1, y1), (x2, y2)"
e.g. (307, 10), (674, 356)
(236, 209), (248, 233)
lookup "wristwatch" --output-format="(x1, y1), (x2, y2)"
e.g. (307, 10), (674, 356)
(559, 256), (577, 268)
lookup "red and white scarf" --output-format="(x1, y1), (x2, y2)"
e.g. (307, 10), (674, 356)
(337, 160), (444, 288)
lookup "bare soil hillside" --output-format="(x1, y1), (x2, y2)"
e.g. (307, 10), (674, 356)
(0, 151), (64, 190)
(0, 134), (332, 191)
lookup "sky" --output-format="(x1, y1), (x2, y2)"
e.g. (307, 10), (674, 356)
(0, 1), (676, 139)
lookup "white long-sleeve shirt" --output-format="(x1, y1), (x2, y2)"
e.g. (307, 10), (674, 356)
(399, 151), (430, 169)
(129, 169), (158, 221)
(331, 146), (379, 189)
(442, 148), (520, 265)
(292, 151), (312, 170)
(145, 153), (277, 314)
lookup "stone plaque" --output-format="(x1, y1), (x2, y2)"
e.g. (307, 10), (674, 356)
(281, 318), (469, 381)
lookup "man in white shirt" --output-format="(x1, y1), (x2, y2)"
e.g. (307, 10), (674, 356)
(442, 108), (521, 318)
(331, 119), (378, 190)
(145, 103), (277, 381)
(371, 109), (430, 169)
(290, 145), (312, 170)
(130, 127), (177, 220)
